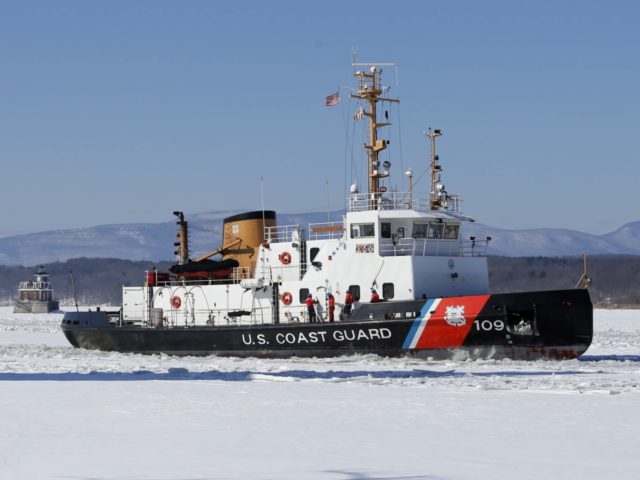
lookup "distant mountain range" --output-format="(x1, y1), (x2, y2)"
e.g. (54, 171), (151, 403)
(1, 210), (639, 266)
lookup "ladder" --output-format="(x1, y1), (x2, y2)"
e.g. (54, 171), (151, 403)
(271, 282), (280, 324)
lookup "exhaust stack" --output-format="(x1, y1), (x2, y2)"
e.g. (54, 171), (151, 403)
(222, 211), (276, 275)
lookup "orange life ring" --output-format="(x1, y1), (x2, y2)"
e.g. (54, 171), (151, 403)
(280, 292), (293, 305)
(279, 251), (292, 265)
(171, 295), (181, 309)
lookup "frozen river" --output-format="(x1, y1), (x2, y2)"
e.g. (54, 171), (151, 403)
(1, 306), (639, 479)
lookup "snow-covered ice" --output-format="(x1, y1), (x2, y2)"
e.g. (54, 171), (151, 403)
(1, 307), (639, 479)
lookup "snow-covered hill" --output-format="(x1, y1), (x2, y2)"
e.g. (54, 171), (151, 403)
(465, 221), (640, 257)
(1, 211), (640, 265)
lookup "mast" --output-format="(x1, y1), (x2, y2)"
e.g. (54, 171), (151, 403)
(426, 128), (443, 210)
(69, 271), (79, 312)
(173, 211), (189, 265)
(576, 251), (592, 289)
(350, 64), (399, 205)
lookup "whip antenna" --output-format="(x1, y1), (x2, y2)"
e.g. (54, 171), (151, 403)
(69, 271), (79, 312)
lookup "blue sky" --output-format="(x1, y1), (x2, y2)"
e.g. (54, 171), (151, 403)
(1, 1), (638, 236)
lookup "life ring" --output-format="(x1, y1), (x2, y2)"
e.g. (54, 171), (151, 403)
(280, 292), (293, 305)
(171, 296), (181, 309)
(279, 251), (292, 265)
(380, 186), (387, 193)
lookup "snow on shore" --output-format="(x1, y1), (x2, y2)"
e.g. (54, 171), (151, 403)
(1, 307), (639, 479)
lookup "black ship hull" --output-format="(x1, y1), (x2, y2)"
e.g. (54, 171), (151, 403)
(61, 289), (592, 360)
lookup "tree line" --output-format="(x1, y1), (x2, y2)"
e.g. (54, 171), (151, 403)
(488, 255), (640, 306)
(1, 255), (639, 307)
(0, 258), (172, 306)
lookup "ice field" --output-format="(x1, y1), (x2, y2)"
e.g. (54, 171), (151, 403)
(1, 306), (639, 479)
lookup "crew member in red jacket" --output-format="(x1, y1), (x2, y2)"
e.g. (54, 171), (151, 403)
(305, 294), (317, 323)
(370, 288), (380, 303)
(343, 290), (353, 317)
(327, 293), (336, 322)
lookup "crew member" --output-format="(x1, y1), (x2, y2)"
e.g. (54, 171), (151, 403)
(343, 290), (353, 316)
(327, 293), (336, 322)
(305, 294), (317, 323)
(370, 288), (380, 303)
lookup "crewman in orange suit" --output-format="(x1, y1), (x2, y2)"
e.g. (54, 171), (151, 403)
(305, 294), (317, 323)
(327, 293), (336, 322)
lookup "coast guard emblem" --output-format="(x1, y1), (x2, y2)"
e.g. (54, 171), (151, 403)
(444, 305), (466, 326)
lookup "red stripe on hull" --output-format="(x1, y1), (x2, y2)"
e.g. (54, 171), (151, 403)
(416, 295), (491, 349)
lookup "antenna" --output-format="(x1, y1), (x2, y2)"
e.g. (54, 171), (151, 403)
(426, 128), (443, 210)
(69, 271), (79, 312)
(575, 251), (592, 289)
(405, 168), (414, 207)
(325, 179), (331, 223)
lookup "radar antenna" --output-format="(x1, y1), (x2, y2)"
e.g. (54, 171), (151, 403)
(350, 64), (399, 207)
(427, 128), (444, 210)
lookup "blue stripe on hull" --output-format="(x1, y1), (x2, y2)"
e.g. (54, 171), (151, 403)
(402, 298), (437, 349)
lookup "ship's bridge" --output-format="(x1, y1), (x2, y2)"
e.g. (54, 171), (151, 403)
(345, 191), (489, 258)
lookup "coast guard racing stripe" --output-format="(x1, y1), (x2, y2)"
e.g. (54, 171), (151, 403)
(402, 295), (491, 349)
(402, 298), (441, 349)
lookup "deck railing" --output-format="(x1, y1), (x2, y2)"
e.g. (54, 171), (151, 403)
(126, 304), (281, 328)
(308, 221), (344, 240)
(460, 238), (491, 257)
(347, 192), (461, 213)
(379, 237), (489, 257)
(264, 224), (302, 243)
(149, 265), (267, 288)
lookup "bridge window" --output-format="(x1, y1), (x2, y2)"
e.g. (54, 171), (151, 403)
(412, 223), (428, 239)
(444, 224), (460, 239)
(381, 222), (391, 238)
(350, 223), (375, 239)
(309, 247), (320, 262)
(428, 223), (444, 239)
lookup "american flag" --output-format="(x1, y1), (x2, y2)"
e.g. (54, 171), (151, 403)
(324, 91), (340, 106)
(353, 106), (364, 121)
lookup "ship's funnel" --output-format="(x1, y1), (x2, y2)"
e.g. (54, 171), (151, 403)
(222, 210), (276, 275)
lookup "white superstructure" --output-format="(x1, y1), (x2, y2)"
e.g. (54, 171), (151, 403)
(124, 197), (489, 327)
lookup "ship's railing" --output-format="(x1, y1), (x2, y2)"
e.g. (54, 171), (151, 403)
(265, 222), (344, 242)
(153, 276), (233, 287)
(380, 238), (463, 257)
(347, 192), (462, 213)
(135, 301), (355, 328)
(308, 221), (344, 240)
(150, 266), (258, 287)
(265, 224), (303, 243)
(142, 305), (326, 328)
(231, 266), (253, 281)
(460, 238), (491, 257)
(135, 305), (278, 328)
(379, 237), (488, 257)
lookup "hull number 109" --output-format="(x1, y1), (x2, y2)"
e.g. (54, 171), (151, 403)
(473, 319), (505, 332)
